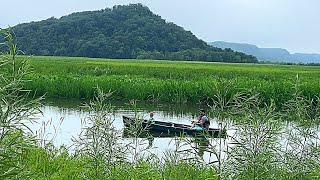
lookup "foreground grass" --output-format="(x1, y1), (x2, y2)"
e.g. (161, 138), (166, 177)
(17, 143), (320, 180)
(24, 56), (320, 107)
(19, 146), (215, 180)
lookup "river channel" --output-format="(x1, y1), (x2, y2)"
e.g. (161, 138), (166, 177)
(29, 99), (225, 162)
(29, 98), (320, 164)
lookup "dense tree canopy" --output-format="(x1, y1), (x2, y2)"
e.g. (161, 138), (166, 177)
(7, 4), (257, 63)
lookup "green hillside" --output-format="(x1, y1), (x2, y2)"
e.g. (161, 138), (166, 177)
(7, 4), (257, 63)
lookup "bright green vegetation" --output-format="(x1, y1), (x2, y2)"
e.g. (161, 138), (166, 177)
(2, 29), (320, 180)
(25, 56), (320, 108)
(1, 30), (216, 179)
(19, 146), (214, 179)
(7, 4), (257, 63)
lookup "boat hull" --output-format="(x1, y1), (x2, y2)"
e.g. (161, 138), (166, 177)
(122, 116), (226, 138)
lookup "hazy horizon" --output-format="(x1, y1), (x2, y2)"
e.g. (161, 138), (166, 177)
(1, 0), (319, 54)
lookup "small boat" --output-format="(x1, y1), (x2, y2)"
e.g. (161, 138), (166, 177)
(122, 116), (226, 138)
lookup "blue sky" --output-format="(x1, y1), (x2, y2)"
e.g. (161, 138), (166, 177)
(1, 0), (319, 54)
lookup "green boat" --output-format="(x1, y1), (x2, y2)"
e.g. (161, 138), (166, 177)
(122, 116), (226, 138)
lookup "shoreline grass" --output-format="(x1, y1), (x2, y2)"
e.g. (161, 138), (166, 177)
(22, 55), (320, 107)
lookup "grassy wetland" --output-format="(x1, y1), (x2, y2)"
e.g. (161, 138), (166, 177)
(24, 55), (320, 108)
(1, 29), (320, 179)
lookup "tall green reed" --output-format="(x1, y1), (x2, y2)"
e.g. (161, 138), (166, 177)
(122, 100), (158, 165)
(279, 75), (320, 179)
(174, 77), (320, 179)
(24, 55), (320, 108)
(72, 87), (125, 178)
(0, 28), (43, 178)
(225, 100), (282, 179)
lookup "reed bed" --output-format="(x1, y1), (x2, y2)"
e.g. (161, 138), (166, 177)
(22, 56), (320, 108)
(19, 146), (214, 179)
(3, 30), (320, 179)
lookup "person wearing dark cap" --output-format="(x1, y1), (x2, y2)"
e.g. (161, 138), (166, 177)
(191, 109), (210, 130)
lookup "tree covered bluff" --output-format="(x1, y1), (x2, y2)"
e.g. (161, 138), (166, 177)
(11, 4), (257, 63)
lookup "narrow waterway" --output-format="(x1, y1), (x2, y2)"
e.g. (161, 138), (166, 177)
(28, 99), (225, 163)
(29, 98), (320, 164)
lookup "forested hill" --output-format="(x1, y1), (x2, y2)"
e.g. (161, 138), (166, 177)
(9, 4), (257, 63)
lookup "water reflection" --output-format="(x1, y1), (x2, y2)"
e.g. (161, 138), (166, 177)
(29, 99), (223, 163)
(34, 99), (320, 165)
(43, 98), (209, 120)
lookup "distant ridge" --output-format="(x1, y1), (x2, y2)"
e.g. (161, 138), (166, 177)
(209, 41), (320, 63)
(1, 4), (257, 63)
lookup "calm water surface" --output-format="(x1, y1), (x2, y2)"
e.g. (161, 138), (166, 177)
(29, 99), (320, 163)
(29, 99), (225, 162)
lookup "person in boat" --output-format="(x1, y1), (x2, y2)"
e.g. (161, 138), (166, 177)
(191, 109), (210, 130)
(147, 112), (154, 123)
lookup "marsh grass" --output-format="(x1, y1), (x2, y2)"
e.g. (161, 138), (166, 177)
(2, 29), (320, 179)
(278, 76), (320, 179)
(228, 84), (319, 179)
(0, 28), (43, 179)
(175, 79), (320, 179)
(21, 55), (320, 107)
(72, 87), (126, 178)
(225, 101), (282, 179)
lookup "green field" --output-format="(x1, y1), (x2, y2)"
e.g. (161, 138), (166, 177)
(2, 53), (319, 179)
(25, 56), (320, 107)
